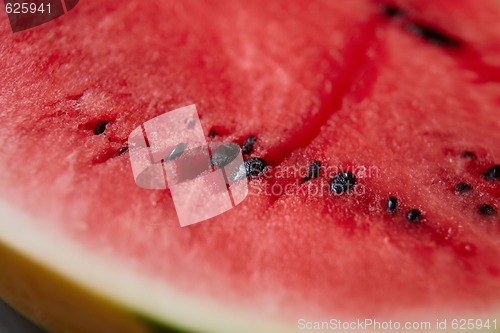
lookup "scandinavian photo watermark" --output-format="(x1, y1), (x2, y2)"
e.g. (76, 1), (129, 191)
(248, 163), (379, 198)
(128, 104), (249, 227)
(297, 318), (498, 331)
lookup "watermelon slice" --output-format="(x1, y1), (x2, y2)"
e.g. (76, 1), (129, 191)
(1, 0), (500, 332)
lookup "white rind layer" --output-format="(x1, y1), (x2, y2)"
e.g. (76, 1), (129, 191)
(0, 199), (293, 333)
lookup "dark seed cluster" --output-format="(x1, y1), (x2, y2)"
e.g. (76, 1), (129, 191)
(223, 140), (496, 225)
(386, 196), (422, 223)
(453, 153), (499, 217)
(384, 163), (491, 221)
(120, 114), (496, 224)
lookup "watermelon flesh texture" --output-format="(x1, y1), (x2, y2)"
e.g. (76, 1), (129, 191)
(0, 0), (500, 331)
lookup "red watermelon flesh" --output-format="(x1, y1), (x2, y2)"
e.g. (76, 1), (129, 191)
(1, 0), (500, 331)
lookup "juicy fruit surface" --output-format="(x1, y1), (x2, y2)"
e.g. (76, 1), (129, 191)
(1, 0), (500, 325)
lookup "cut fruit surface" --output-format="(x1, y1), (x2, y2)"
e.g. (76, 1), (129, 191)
(0, 0), (500, 332)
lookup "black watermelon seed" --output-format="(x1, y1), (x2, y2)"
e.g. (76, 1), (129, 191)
(242, 136), (256, 155)
(407, 209), (422, 223)
(478, 204), (497, 216)
(406, 22), (461, 47)
(387, 196), (398, 213)
(166, 143), (186, 161)
(483, 165), (500, 181)
(245, 157), (268, 178)
(461, 150), (476, 158)
(455, 182), (472, 193)
(93, 121), (109, 135)
(381, 4), (403, 17)
(330, 171), (356, 195)
(209, 143), (240, 168)
(208, 130), (218, 138)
